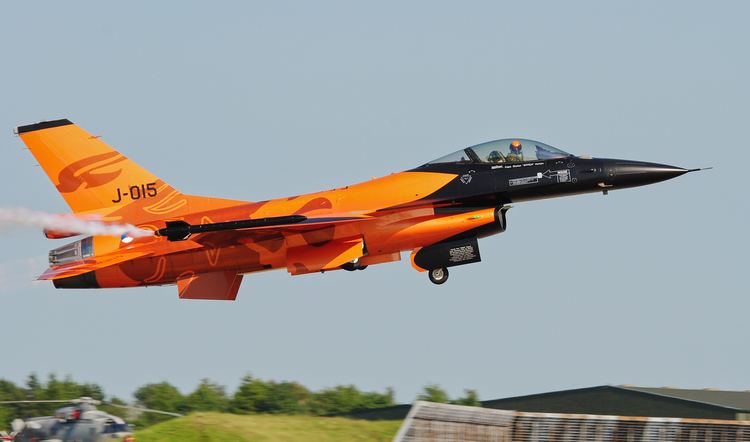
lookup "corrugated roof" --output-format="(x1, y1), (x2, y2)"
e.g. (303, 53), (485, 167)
(618, 386), (750, 411)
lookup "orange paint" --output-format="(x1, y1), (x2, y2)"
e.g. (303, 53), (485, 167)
(19, 120), (504, 299)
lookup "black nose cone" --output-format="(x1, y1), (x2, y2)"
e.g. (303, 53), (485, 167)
(604, 159), (688, 188)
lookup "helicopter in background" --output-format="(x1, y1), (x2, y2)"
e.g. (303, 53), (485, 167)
(0, 397), (181, 441)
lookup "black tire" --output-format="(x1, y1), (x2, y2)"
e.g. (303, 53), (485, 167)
(341, 262), (368, 271)
(428, 267), (449, 285)
(341, 262), (358, 271)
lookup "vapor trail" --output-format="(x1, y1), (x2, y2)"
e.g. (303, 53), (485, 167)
(0, 207), (153, 238)
(0, 255), (47, 291)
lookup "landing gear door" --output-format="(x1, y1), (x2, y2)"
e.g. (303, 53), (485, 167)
(411, 237), (481, 271)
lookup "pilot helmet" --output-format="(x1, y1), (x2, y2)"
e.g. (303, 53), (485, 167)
(510, 140), (522, 153)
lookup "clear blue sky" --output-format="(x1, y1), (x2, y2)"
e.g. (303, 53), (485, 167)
(0, 1), (747, 403)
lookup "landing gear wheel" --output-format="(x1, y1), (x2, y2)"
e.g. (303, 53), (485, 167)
(341, 262), (368, 271)
(428, 267), (449, 285)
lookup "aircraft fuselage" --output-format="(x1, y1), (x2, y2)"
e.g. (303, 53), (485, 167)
(55, 156), (688, 291)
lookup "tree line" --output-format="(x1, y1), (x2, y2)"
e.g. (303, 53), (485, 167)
(0, 373), (479, 428)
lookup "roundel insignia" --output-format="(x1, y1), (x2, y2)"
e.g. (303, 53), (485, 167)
(460, 172), (474, 184)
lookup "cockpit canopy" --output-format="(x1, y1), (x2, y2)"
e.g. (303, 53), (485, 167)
(427, 139), (572, 165)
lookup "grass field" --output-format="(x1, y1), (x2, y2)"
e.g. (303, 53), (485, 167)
(135, 412), (401, 442)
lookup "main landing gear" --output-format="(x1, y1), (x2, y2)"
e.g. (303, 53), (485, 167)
(428, 267), (449, 285)
(341, 259), (368, 271)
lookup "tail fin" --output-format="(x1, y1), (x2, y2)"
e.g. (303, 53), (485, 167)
(17, 119), (240, 224)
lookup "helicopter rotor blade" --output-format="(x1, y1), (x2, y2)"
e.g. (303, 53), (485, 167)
(0, 397), (180, 418)
(0, 400), (73, 405)
(104, 402), (183, 417)
(0, 397), (101, 406)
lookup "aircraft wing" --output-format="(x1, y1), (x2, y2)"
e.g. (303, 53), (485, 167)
(174, 214), (375, 277)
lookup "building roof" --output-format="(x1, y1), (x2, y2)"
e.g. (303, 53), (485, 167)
(482, 385), (750, 412)
(347, 385), (750, 421)
(619, 386), (750, 411)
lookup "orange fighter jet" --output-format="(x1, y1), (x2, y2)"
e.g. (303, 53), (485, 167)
(17, 119), (698, 299)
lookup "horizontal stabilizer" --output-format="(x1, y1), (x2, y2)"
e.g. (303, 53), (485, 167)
(39, 250), (152, 280)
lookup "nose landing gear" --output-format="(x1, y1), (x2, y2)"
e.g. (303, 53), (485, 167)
(428, 267), (449, 285)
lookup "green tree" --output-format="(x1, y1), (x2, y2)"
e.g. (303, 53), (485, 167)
(78, 382), (105, 400)
(185, 379), (228, 412)
(24, 373), (45, 417)
(451, 389), (480, 407)
(229, 376), (311, 414)
(361, 389), (395, 409)
(25, 374), (42, 398)
(133, 382), (185, 426)
(99, 396), (128, 418)
(43, 374), (103, 403)
(0, 379), (25, 428)
(309, 385), (361, 415)
(309, 385), (396, 415)
(229, 375), (271, 414)
(418, 384), (450, 404)
(262, 381), (310, 414)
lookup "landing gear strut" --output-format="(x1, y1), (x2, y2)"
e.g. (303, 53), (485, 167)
(428, 267), (449, 285)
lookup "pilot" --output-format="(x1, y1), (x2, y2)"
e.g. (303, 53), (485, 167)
(506, 140), (523, 162)
(487, 150), (504, 163)
(70, 408), (82, 421)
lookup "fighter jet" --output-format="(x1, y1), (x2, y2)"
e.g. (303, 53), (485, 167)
(16, 119), (702, 298)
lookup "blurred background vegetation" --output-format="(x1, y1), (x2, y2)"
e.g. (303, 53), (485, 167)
(1, 373), (479, 429)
